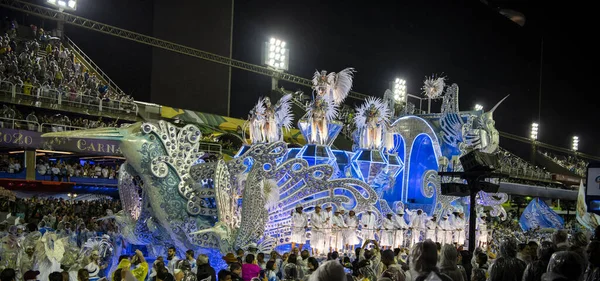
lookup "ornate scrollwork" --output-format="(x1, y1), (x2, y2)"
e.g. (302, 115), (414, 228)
(141, 121), (205, 215)
(421, 170), (438, 198)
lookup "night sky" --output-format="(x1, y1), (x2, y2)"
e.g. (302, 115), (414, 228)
(4, 0), (595, 157)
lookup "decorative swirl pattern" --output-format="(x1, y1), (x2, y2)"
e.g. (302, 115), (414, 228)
(421, 170), (438, 198)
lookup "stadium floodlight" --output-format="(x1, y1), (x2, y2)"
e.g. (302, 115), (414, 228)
(47, 0), (76, 11)
(530, 123), (538, 140)
(572, 136), (579, 151)
(392, 78), (406, 104)
(264, 37), (289, 71)
(474, 104), (483, 111)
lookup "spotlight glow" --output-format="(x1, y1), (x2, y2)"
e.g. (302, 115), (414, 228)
(264, 37), (289, 71)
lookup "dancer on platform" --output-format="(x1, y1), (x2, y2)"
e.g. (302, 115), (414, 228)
(381, 213), (396, 249)
(310, 206), (327, 255)
(291, 205), (308, 251)
(344, 210), (359, 253)
(323, 204), (334, 252)
(453, 211), (465, 246)
(360, 210), (377, 242)
(426, 214), (438, 242)
(439, 215), (453, 245)
(407, 209), (425, 247)
(331, 210), (347, 252)
(394, 209), (409, 249)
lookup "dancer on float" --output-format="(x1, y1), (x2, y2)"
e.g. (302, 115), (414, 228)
(323, 204), (333, 252)
(476, 212), (488, 248)
(309, 68), (354, 145)
(381, 213), (396, 250)
(331, 209), (347, 253)
(310, 205), (327, 255)
(453, 211), (466, 246)
(360, 210), (377, 242)
(291, 204), (308, 251)
(344, 210), (359, 253)
(426, 214), (438, 242)
(394, 209), (409, 249)
(407, 209), (426, 247)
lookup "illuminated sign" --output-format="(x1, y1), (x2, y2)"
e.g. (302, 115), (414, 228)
(0, 128), (122, 155)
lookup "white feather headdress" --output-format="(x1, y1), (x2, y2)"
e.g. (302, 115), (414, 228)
(354, 97), (391, 129)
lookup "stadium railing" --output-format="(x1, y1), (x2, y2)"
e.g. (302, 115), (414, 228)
(0, 81), (138, 116)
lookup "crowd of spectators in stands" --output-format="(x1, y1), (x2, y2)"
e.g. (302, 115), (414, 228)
(0, 21), (136, 114)
(0, 196), (121, 233)
(36, 158), (121, 181)
(0, 104), (122, 132)
(541, 150), (588, 178)
(0, 155), (21, 174)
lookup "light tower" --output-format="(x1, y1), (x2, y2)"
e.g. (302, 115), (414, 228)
(392, 78), (406, 114)
(572, 136), (579, 152)
(46, 0), (77, 39)
(474, 104), (483, 111)
(263, 37), (289, 90)
(530, 123), (539, 164)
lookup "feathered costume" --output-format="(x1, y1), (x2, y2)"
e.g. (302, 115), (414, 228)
(246, 94), (293, 143)
(308, 68), (355, 145)
(354, 97), (391, 150)
(35, 232), (67, 280)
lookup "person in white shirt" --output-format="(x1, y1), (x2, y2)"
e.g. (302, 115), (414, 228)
(310, 205), (326, 255)
(438, 215), (453, 245)
(101, 166), (109, 178)
(185, 249), (197, 274)
(426, 215), (438, 242)
(323, 204), (333, 252)
(394, 209), (409, 249)
(453, 211), (466, 246)
(381, 213), (396, 249)
(331, 209), (347, 252)
(360, 210), (377, 241)
(407, 209), (425, 247)
(344, 210), (359, 252)
(291, 204), (308, 251)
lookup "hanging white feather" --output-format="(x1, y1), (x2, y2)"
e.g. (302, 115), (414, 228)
(328, 67), (355, 104)
(262, 179), (280, 211)
(312, 70), (322, 87)
(422, 75), (446, 99)
(274, 93), (294, 130)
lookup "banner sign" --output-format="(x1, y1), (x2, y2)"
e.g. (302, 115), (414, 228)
(519, 198), (564, 231)
(0, 128), (122, 155)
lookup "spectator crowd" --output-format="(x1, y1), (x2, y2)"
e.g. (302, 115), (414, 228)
(0, 21), (136, 115)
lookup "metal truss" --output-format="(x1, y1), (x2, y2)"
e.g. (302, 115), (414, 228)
(0, 0), (370, 100)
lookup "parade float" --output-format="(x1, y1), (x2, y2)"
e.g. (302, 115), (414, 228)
(42, 68), (511, 266)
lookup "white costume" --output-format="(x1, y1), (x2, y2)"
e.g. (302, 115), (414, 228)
(381, 216), (396, 247)
(360, 212), (377, 241)
(438, 216), (453, 244)
(331, 213), (347, 251)
(36, 232), (65, 281)
(394, 212), (409, 248)
(426, 218), (438, 242)
(311, 212), (327, 252)
(344, 214), (360, 246)
(291, 211), (308, 244)
(407, 210), (425, 246)
(323, 208), (333, 251)
(454, 214), (466, 245)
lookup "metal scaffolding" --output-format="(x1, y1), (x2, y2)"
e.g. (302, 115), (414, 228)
(0, 0), (371, 101)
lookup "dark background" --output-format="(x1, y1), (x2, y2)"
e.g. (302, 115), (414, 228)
(1, 0), (594, 157)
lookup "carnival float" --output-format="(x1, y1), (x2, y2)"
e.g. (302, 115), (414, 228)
(42, 68), (512, 267)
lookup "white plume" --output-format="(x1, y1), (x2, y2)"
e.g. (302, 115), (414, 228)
(262, 179), (280, 211)
(327, 67), (355, 104)
(275, 93), (294, 130)
(422, 75), (446, 99)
